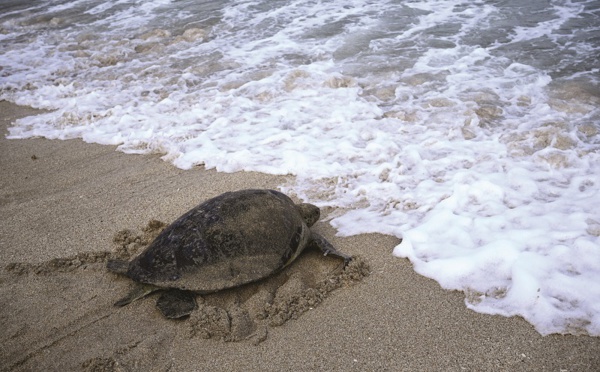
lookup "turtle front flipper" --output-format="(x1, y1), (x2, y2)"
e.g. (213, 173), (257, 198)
(310, 232), (352, 266)
(156, 289), (197, 319)
(114, 283), (159, 307)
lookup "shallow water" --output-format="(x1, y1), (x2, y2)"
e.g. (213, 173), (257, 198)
(1, 0), (599, 336)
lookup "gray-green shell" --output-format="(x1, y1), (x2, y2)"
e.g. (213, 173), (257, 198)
(121, 189), (318, 293)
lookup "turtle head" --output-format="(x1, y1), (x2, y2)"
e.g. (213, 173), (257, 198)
(296, 203), (320, 227)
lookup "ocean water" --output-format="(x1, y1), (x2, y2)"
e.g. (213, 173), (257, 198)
(1, 0), (599, 336)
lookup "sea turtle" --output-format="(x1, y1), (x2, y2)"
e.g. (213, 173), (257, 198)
(107, 189), (352, 319)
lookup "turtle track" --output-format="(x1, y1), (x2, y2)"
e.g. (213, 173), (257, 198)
(1, 220), (370, 370)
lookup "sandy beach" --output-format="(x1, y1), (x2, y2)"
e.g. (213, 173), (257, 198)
(1, 100), (598, 371)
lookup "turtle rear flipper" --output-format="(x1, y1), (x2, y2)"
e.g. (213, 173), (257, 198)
(106, 259), (129, 275)
(156, 289), (197, 319)
(310, 232), (352, 266)
(114, 283), (159, 307)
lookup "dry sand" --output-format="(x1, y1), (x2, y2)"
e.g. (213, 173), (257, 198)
(1, 100), (598, 371)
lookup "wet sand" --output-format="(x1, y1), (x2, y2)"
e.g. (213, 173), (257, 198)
(1, 100), (598, 371)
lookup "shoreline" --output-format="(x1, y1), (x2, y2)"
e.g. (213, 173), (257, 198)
(1, 100), (598, 371)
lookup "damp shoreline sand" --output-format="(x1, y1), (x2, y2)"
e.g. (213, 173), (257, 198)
(1, 100), (599, 371)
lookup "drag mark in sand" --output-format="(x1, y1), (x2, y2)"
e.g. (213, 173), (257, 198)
(2, 218), (369, 369)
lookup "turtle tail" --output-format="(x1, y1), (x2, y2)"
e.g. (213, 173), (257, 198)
(106, 259), (129, 275)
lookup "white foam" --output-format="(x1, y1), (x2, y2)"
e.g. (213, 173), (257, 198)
(508, 0), (584, 44)
(1, 0), (600, 336)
